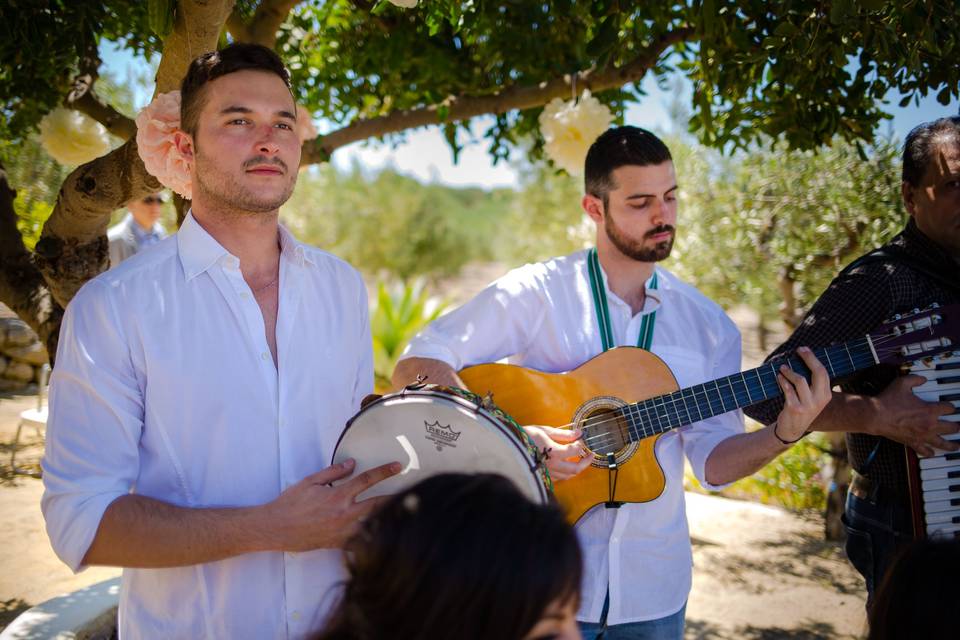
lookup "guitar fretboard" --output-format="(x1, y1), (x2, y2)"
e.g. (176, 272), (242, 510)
(619, 338), (877, 441)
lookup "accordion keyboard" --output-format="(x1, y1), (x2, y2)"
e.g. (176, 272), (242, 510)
(914, 353), (960, 539)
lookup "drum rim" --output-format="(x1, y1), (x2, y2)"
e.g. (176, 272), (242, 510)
(333, 386), (550, 501)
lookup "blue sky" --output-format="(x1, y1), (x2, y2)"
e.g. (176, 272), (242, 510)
(102, 41), (958, 190)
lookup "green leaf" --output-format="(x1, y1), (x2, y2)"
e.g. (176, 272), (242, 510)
(586, 17), (619, 59)
(702, 0), (717, 37)
(937, 85), (952, 105)
(774, 22), (798, 38)
(829, 0), (854, 25)
(443, 123), (460, 163)
(147, 0), (175, 39)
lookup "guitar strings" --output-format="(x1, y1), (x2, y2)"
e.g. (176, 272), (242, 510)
(577, 333), (909, 452)
(577, 335), (917, 453)
(561, 331), (920, 454)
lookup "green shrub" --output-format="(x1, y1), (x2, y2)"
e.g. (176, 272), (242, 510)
(370, 280), (447, 392)
(685, 423), (830, 512)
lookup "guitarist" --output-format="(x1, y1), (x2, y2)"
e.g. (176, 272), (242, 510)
(746, 116), (960, 609)
(393, 126), (832, 640)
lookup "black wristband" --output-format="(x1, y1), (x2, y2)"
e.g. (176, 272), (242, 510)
(773, 421), (806, 445)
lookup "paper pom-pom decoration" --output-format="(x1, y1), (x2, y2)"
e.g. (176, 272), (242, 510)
(135, 90), (192, 199)
(539, 90), (613, 176)
(39, 108), (112, 166)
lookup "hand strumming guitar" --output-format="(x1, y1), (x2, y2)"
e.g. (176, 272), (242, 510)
(522, 425), (593, 481)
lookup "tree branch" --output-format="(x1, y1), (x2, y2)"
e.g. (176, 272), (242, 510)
(248, 0), (302, 47)
(225, 0), (301, 47)
(0, 163), (63, 357)
(226, 7), (251, 42)
(34, 140), (162, 308)
(809, 219), (863, 267)
(65, 75), (137, 140)
(301, 27), (694, 164)
(35, 0), (231, 310)
(154, 0), (237, 95)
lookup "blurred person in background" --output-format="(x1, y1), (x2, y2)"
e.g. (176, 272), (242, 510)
(108, 191), (168, 267)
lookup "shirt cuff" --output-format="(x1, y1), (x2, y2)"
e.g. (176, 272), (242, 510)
(684, 423), (739, 493)
(42, 489), (127, 573)
(398, 339), (463, 373)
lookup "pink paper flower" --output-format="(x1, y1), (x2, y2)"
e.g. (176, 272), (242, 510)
(296, 105), (318, 143)
(135, 91), (192, 199)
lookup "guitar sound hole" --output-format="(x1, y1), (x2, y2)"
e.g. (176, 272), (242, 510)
(582, 407), (630, 457)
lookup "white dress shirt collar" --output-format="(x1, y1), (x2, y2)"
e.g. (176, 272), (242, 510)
(178, 211), (315, 282)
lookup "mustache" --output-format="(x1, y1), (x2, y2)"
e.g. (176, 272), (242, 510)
(243, 156), (288, 173)
(645, 225), (675, 239)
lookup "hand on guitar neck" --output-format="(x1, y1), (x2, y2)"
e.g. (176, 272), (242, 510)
(392, 357), (593, 480)
(771, 347), (834, 443)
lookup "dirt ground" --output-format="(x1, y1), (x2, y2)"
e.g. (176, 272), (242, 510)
(0, 390), (865, 637)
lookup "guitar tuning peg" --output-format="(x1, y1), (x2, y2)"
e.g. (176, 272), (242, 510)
(912, 308), (920, 315)
(894, 314), (902, 320)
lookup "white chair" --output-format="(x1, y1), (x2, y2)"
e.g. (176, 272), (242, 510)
(10, 363), (49, 476)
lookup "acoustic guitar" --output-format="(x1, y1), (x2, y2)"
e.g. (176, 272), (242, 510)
(458, 305), (958, 524)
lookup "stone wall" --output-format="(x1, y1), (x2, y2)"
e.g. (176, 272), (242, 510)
(0, 304), (48, 392)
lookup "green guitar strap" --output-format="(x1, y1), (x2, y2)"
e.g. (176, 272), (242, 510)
(587, 247), (657, 352)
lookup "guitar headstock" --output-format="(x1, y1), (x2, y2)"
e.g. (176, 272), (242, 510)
(869, 304), (959, 365)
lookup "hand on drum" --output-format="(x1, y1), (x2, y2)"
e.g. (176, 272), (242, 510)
(773, 347), (832, 444)
(522, 425), (593, 481)
(264, 458), (402, 551)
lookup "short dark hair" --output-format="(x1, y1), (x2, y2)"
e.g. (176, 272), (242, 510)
(317, 473), (582, 640)
(868, 539), (960, 640)
(180, 43), (291, 136)
(902, 116), (960, 186)
(585, 125), (673, 202)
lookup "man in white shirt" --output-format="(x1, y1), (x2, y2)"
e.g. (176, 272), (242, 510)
(393, 126), (830, 639)
(42, 43), (398, 639)
(107, 192), (168, 267)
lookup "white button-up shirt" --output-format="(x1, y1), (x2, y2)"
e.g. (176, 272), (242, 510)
(401, 250), (743, 625)
(42, 213), (373, 639)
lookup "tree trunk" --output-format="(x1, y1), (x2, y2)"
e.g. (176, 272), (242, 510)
(0, 0), (235, 364)
(0, 162), (64, 360)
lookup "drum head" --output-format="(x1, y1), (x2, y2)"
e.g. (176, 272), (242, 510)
(333, 392), (548, 503)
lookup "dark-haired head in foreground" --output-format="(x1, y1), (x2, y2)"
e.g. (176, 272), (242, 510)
(867, 539), (960, 640)
(317, 473), (583, 640)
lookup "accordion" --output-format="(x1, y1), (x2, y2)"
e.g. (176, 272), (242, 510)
(905, 352), (960, 539)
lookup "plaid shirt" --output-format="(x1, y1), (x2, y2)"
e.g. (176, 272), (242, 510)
(745, 220), (960, 498)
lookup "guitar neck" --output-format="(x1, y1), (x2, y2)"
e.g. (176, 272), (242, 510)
(621, 337), (877, 441)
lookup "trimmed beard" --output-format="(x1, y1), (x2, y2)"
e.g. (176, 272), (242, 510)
(604, 210), (674, 262)
(194, 147), (295, 213)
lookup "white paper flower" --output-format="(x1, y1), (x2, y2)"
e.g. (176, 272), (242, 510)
(39, 108), (112, 166)
(539, 90), (612, 176)
(388, 0), (418, 7)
